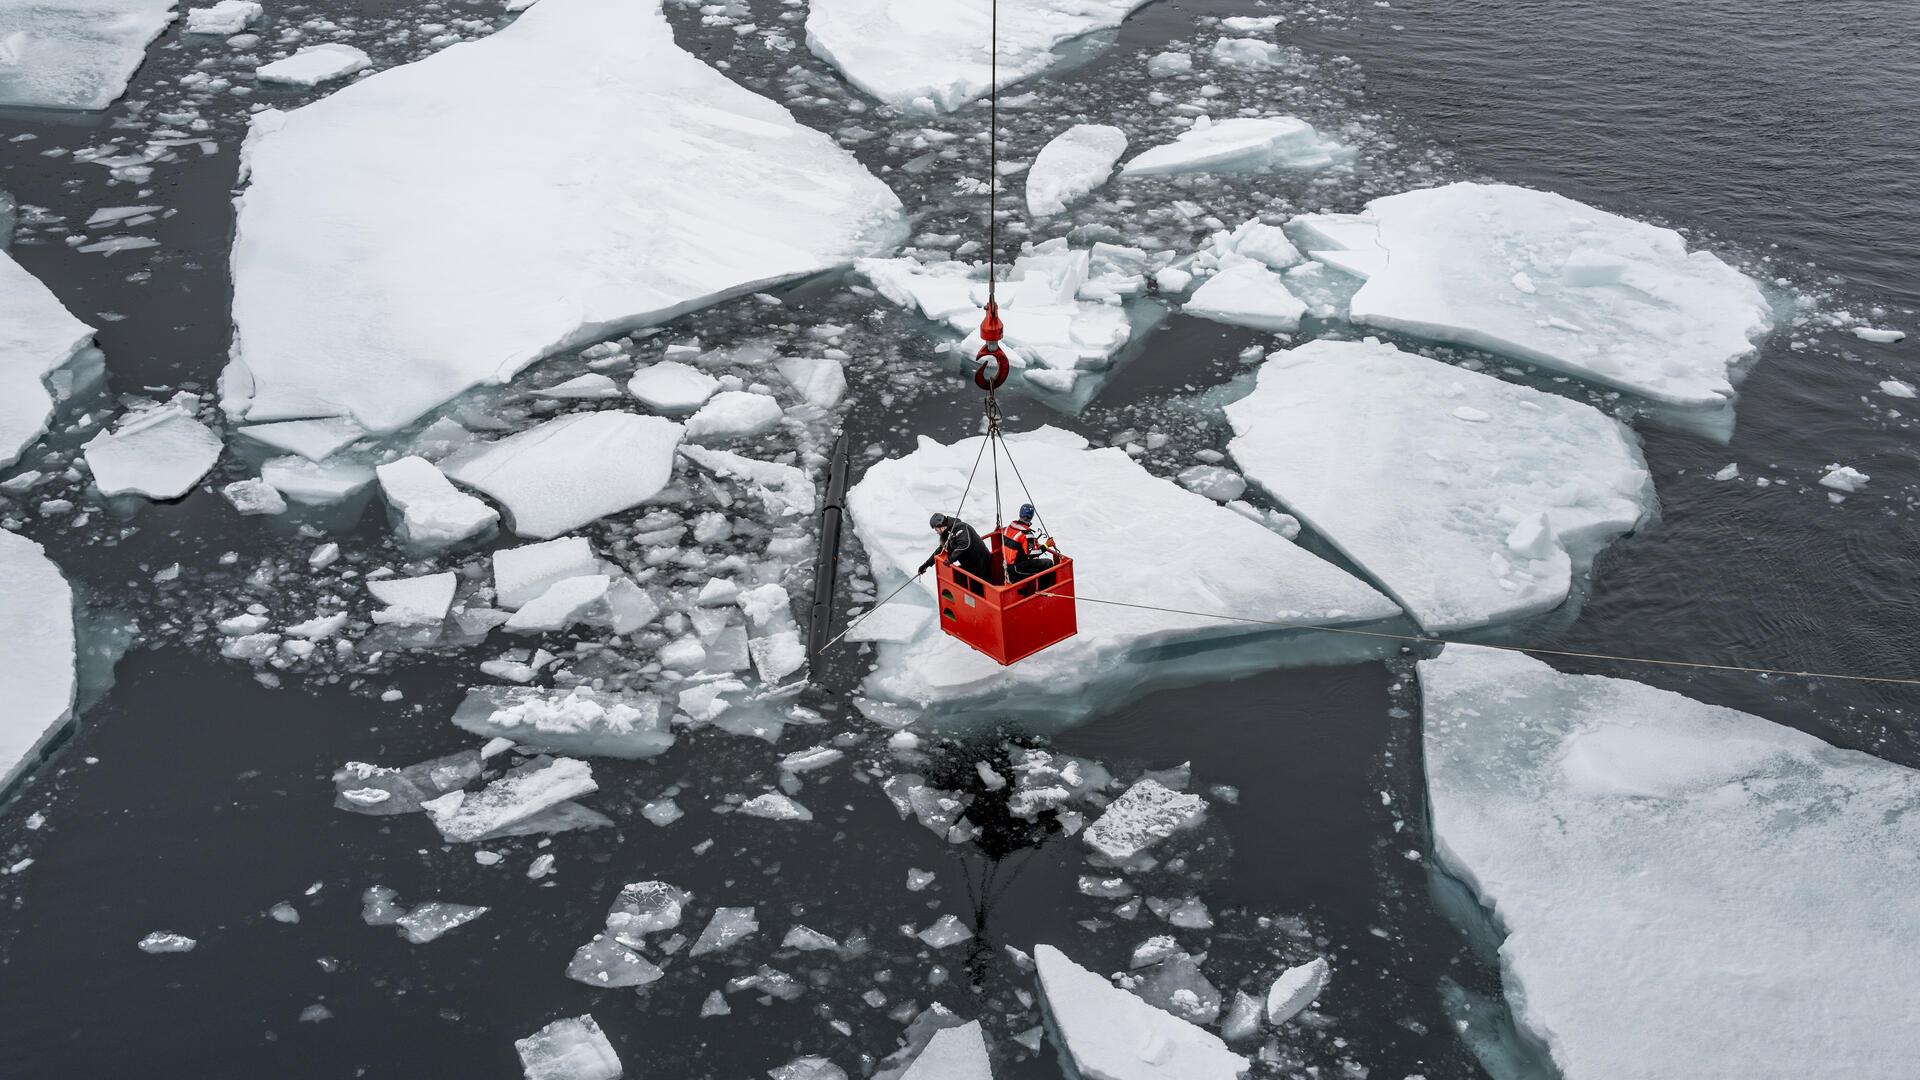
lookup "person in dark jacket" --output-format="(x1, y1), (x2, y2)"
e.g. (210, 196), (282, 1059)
(918, 512), (995, 581)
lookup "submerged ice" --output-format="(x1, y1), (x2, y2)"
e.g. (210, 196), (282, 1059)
(1422, 646), (1920, 1080)
(225, 0), (903, 434)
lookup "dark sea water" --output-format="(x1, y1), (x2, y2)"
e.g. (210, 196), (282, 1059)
(2, 1), (1916, 1078)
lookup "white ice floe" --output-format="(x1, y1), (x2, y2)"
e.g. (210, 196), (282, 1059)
(1818, 464), (1869, 493)
(441, 412), (683, 538)
(899, 1020), (991, 1080)
(689, 906), (758, 956)
(225, 0), (902, 433)
(627, 361), (719, 414)
(774, 356), (847, 410)
(422, 756), (597, 842)
(2, 250), (96, 468)
(684, 391), (783, 442)
(83, 403), (222, 500)
(1121, 116), (1342, 177)
(740, 792), (813, 822)
(494, 537), (601, 609)
(845, 428), (1396, 706)
(1226, 339), (1654, 632)
(0, 531), (75, 794)
(1210, 37), (1284, 69)
(395, 901), (489, 943)
(806, 0), (1156, 112)
(1851, 326), (1905, 344)
(505, 575), (609, 633)
(1083, 778), (1206, 861)
(367, 571), (458, 626)
(534, 373), (623, 400)
(1027, 125), (1129, 217)
(221, 477), (286, 515)
(1182, 262), (1306, 332)
(1297, 183), (1773, 407)
(376, 455), (500, 548)
(1880, 379), (1916, 398)
(137, 931), (197, 953)
(254, 43), (371, 87)
(454, 688), (675, 759)
(0, 0), (177, 110)
(183, 0), (259, 34)
(1264, 958), (1329, 1026)
(235, 417), (365, 461)
(261, 456), (375, 505)
(1421, 644), (1920, 1080)
(1035, 945), (1248, 1080)
(516, 1015), (623, 1080)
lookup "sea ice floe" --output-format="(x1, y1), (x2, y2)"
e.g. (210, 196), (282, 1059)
(505, 575), (610, 633)
(773, 356), (847, 410)
(83, 402), (223, 500)
(395, 900), (489, 943)
(806, 0), (1157, 112)
(234, 417), (366, 462)
(1027, 124), (1129, 217)
(261, 456), (375, 505)
(453, 687), (675, 759)
(1121, 116), (1342, 177)
(1182, 262), (1307, 332)
(1421, 645), (1920, 1080)
(137, 931), (197, 954)
(1035, 945), (1248, 1080)
(1851, 326), (1905, 344)
(253, 44), (371, 87)
(1264, 957), (1329, 1026)
(376, 455), (500, 548)
(1293, 183), (1773, 407)
(367, 571), (457, 626)
(685, 391), (784, 442)
(421, 756), (598, 843)
(493, 537), (601, 609)
(183, 0), (259, 34)
(1818, 464), (1869, 493)
(1226, 338), (1654, 632)
(844, 427), (1397, 707)
(2, 250), (97, 469)
(1083, 778), (1206, 861)
(627, 361), (719, 414)
(689, 906), (759, 956)
(740, 792), (813, 822)
(225, 0), (902, 434)
(898, 1020), (991, 1080)
(0, 530), (75, 794)
(440, 412), (683, 538)
(333, 751), (481, 816)
(0, 0), (177, 110)
(515, 1015), (622, 1080)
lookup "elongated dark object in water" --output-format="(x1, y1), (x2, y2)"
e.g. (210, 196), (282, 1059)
(806, 430), (852, 672)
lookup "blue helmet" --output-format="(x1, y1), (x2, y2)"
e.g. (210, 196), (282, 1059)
(1018, 503), (1035, 521)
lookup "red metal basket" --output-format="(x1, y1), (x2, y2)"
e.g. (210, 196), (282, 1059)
(933, 536), (1077, 666)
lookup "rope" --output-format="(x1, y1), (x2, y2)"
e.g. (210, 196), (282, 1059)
(1034, 591), (1920, 689)
(986, 0), (998, 304)
(992, 431), (1055, 547)
(815, 572), (927, 655)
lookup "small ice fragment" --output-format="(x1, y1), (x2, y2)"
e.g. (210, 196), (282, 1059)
(376, 456), (499, 548)
(781, 925), (839, 951)
(222, 478), (287, 515)
(1818, 465), (1869, 492)
(138, 931), (197, 954)
(740, 792), (813, 822)
(255, 44), (371, 87)
(1084, 779), (1206, 861)
(367, 571), (458, 626)
(395, 901), (489, 944)
(689, 906), (758, 956)
(515, 1014), (622, 1080)
(1264, 957), (1330, 1025)
(1851, 326), (1905, 344)
(1712, 463), (1740, 481)
(915, 914), (972, 949)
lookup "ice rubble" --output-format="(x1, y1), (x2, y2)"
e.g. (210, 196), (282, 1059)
(422, 756), (597, 842)
(1035, 945), (1248, 1080)
(844, 428), (1397, 706)
(254, 44), (371, 87)
(0, 0), (176, 110)
(440, 412), (683, 538)
(685, 391), (783, 442)
(0, 531), (75, 794)
(225, 0), (902, 435)
(1083, 778), (1206, 861)
(1225, 339), (1654, 632)
(1027, 125), (1129, 217)
(83, 402), (223, 500)
(516, 1015), (623, 1080)
(454, 687), (675, 759)
(857, 241), (1162, 396)
(899, 1020), (990, 1080)
(806, 0), (1156, 112)
(2, 251), (96, 469)
(1421, 645), (1920, 1080)
(1121, 116), (1342, 177)
(376, 456), (499, 548)
(1293, 183), (1773, 407)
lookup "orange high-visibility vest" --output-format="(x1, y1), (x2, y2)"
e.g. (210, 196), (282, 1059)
(998, 521), (1036, 564)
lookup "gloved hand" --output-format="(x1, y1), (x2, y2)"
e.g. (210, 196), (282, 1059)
(917, 557), (934, 574)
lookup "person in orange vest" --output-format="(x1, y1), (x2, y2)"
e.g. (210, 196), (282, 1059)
(997, 503), (1057, 583)
(919, 512), (995, 581)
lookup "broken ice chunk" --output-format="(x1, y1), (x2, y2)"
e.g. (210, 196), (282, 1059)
(740, 792), (813, 822)
(255, 44), (372, 87)
(376, 456), (499, 548)
(627, 361), (720, 413)
(395, 901), (489, 943)
(361, 885), (407, 925)
(505, 575), (611, 633)
(442, 412), (684, 539)
(1137, 953), (1222, 1025)
(84, 404), (222, 500)
(1174, 465), (1246, 503)
(1264, 957), (1329, 1026)
(1035, 944), (1248, 1079)
(689, 906), (758, 956)
(493, 537), (601, 610)
(567, 937), (665, 989)
(421, 757), (597, 842)
(773, 356), (847, 409)
(261, 456), (377, 506)
(1122, 116), (1341, 177)
(1027, 124), (1128, 217)
(367, 572), (458, 626)
(898, 1020), (991, 1080)
(685, 391), (783, 442)
(184, 1), (262, 35)
(515, 1015), (623, 1080)
(605, 880), (688, 940)
(678, 445), (816, 518)
(1818, 465), (1869, 493)
(781, 926), (839, 951)
(1183, 262), (1307, 332)
(221, 477), (288, 516)
(1083, 778), (1206, 861)
(768, 1057), (845, 1080)
(1219, 992), (1262, 1043)
(915, 914), (972, 949)
(137, 931), (197, 954)
(779, 746), (843, 773)
(535, 374), (623, 400)
(235, 417), (366, 462)
(453, 687), (674, 759)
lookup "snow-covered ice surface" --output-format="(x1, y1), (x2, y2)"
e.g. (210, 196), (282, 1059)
(1122, 116), (1343, 176)
(1422, 645), (1920, 1080)
(82, 402), (222, 500)
(1, 250), (96, 468)
(0, 0), (177, 110)
(1303, 183), (1774, 407)
(1226, 339), (1654, 632)
(440, 412), (683, 539)
(182, 1), (259, 35)
(1027, 125), (1129, 217)
(452, 687), (674, 759)
(422, 756), (597, 843)
(253, 44), (371, 87)
(845, 428), (1397, 709)
(375, 456), (499, 548)
(1036, 944), (1248, 1079)
(806, 0), (1158, 113)
(0, 530), (75, 794)
(224, 0), (903, 433)
(1082, 778), (1206, 861)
